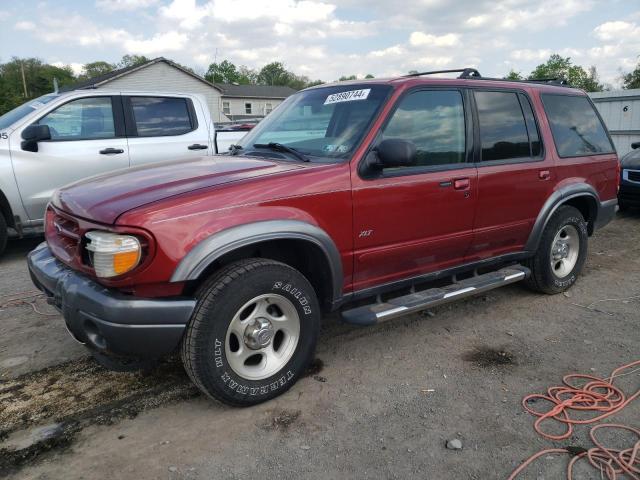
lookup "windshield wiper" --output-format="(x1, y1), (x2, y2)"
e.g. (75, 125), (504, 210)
(253, 143), (310, 162)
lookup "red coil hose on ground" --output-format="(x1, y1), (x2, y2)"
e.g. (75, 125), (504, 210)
(508, 360), (640, 479)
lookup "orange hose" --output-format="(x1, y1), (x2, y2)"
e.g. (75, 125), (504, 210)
(507, 360), (640, 479)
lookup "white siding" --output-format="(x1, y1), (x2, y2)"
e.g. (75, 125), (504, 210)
(222, 97), (284, 119)
(98, 62), (226, 122)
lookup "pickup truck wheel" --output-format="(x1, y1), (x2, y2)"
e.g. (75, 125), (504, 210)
(0, 213), (7, 257)
(181, 258), (321, 406)
(525, 205), (588, 294)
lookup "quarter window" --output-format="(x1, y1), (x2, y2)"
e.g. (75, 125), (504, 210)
(37, 97), (115, 140)
(380, 90), (466, 168)
(541, 94), (614, 157)
(475, 91), (532, 162)
(130, 97), (193, 137)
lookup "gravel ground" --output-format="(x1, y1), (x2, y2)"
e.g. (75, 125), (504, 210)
(0, 213), (638, 480)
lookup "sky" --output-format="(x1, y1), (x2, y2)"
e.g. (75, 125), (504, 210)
(0, 0), (639, 87)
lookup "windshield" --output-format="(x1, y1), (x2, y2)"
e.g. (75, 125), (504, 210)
(0, 94), (60, 131)
(237, 84), (392, 161)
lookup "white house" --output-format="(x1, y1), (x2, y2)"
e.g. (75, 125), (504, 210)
(590, 89), (640, 156)
(66, 57), (297, 124)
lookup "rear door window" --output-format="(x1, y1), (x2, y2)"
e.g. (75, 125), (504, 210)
(129, 97), (194, 137)
(541, 94), (614, 157)
(474, 91), (534, 162)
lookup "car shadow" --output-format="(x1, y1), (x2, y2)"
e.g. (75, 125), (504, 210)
(2, 236), (44, 262)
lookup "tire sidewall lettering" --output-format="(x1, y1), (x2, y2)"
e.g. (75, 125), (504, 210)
(272, 280), (313, 315)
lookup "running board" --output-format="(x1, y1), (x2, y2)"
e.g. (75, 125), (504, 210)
(341, 266), (530, 326)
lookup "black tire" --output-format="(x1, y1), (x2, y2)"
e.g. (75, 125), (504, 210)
(181, 258), (321, 406)
(0, 213), (7, 257)
(524, 205), (588, 294)
(618, 199), (629, 212)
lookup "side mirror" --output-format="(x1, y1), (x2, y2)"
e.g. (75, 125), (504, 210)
(21, 124), (51, 152)
(632, 141), (640, 150)
(375, 138), (417, 168)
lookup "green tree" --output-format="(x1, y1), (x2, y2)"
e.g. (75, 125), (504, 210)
(365, 74), (375, 79)
(339, 75), (357, 81)
(80, 61), (115, 80)
(257, 62), (293, 86)
(0, 57), (75, 115)
(205, 59), (242, 84)
(504, 69), (523, 80)
(119, 54), (150, 68)
(529, 54), (603, 92)
(622, 61), (640, 89)
(237, 65), (258, 84)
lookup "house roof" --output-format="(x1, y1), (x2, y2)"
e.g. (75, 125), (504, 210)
(62, 58), (299, 100)
(62, 57), (222, 92)
(216, 83), (297, 99)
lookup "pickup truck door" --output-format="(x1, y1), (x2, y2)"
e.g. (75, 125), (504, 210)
(9, 95), (129, 221)
(123, 95), (212, 166)
(351, 89), (477, 292)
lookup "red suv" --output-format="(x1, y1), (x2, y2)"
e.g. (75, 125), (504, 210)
(28, 68), (619, 406)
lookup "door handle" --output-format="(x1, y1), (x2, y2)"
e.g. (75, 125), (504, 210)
(99, 148), (124, 155)
(453, 178), (470, 190)
(188, 144), (208, 150)
(539, 170), (551, 180)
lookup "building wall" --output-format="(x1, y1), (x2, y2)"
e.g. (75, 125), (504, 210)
(221, 97), (284, 120)
(99, 62), (227, 123)
(590, 89), (640, 157)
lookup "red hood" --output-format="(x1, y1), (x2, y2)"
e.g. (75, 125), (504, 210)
(53, 156), (304, 224)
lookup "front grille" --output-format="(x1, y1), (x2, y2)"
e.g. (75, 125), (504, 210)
(628, 170), (640, 183)
(45, 207), (81, 266)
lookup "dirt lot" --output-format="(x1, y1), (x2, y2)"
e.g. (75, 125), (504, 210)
(1, 214), (638, 480)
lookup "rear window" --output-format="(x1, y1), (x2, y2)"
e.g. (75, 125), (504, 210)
(541, 94), (614, 157)
(130, 97), (194, 137)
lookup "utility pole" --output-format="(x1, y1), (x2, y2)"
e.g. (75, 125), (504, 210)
(20, 61), (28, 98)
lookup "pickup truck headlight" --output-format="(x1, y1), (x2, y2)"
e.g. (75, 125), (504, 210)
(85, 231), (142, 278)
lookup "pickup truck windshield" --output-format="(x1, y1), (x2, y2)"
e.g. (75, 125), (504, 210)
(0, 94), (60, 130)
(237, 84), (391, 161)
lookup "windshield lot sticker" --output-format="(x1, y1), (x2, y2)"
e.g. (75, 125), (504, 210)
(324, 89), (371, 105)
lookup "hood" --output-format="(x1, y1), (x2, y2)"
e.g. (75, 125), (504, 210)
(54, 156), (305, 224)
(621, 149), (640, 169)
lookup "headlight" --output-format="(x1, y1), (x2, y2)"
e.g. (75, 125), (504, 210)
(85, 231), (142, 278)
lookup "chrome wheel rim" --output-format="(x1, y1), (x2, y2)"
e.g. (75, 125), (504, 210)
(550, 225), (580, 278)
(224, 294), (300, 381)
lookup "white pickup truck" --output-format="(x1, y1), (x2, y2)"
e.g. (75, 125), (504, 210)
(0, 90), (247, 256)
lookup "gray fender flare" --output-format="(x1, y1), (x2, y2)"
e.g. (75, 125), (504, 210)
(170, 220), (343, 303)
(524, 183), (599, 252)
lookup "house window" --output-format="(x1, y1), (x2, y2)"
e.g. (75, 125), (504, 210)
(222, 101), (230, 115)
(245, 102), (252, 114)
(265, 103), (273, 115)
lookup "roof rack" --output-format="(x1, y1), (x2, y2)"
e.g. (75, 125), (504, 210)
(403, 68), (570, 87)
(404, 68), (482, 79)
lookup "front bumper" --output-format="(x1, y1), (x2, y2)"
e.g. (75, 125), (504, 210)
(619, 182), (640, 208)
(28, 243), (196, 359)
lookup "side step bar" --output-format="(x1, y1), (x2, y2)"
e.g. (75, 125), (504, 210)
(341, 266), (530, 326)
